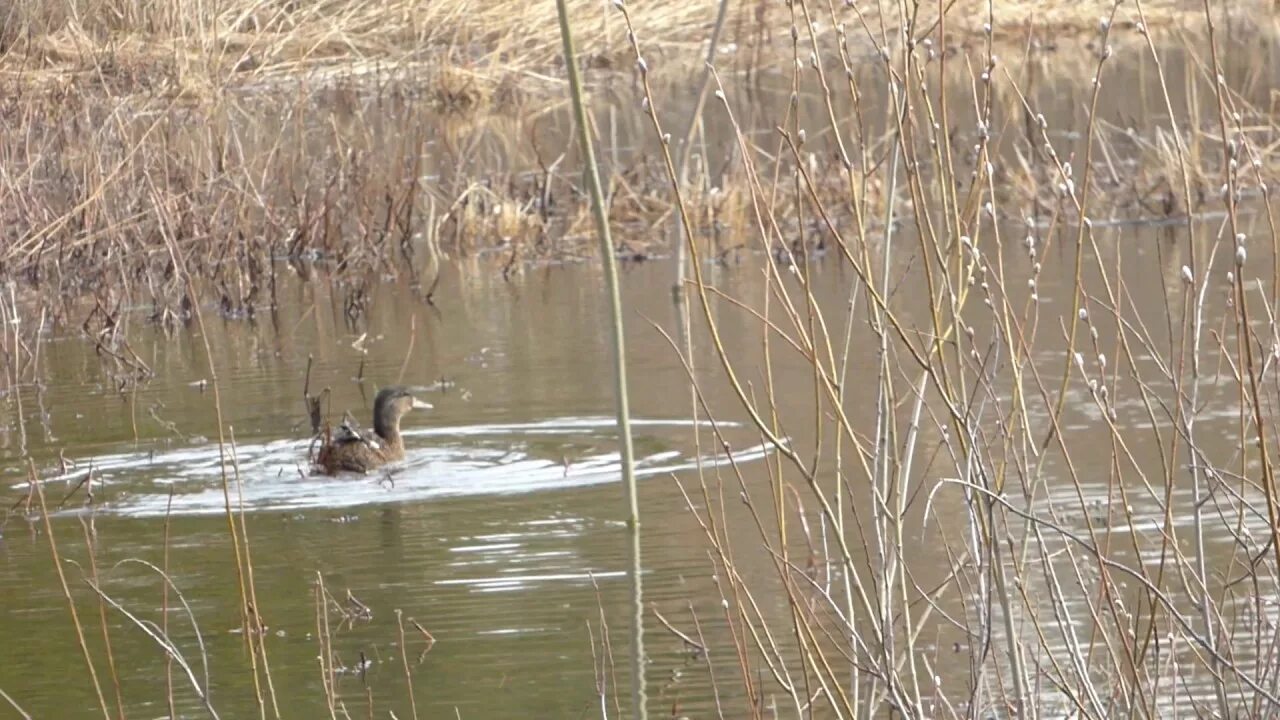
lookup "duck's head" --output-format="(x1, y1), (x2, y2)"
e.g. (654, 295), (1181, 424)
(372, 386), (432, 439)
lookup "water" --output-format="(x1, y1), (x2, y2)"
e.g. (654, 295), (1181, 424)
(19, 417), (770, 518)
(2, 209), (1279, 716)
(1, 245), (845, 716)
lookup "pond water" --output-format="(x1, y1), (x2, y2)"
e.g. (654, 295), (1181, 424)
(1, 203), (1275, 718)
(0, 257), (802, 718)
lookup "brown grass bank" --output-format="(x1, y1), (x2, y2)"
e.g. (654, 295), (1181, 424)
(0, 0), (1269, 96)
(0, 0), (1275, 323)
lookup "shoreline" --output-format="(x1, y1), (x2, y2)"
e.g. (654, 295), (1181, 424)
(0, 2), (1275, 308)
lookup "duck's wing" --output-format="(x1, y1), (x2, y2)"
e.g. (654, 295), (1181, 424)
(332, 413), (360, 443)
(333, 412), (381, 449)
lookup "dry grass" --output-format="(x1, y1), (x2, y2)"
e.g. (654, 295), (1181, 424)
(0, 0), (720, 97)
(2, 0), (1271, 99)
(0, 0), (1274, 317)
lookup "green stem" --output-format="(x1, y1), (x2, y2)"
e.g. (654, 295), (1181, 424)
(552, 3), (645, 718)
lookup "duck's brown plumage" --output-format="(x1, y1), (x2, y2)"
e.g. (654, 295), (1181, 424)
(315, 386), (432, 475)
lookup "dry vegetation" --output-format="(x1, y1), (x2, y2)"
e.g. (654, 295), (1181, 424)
(612, 0), (1280, 714)
(0, 0), (1263, 89)
(0, 0), (1274, 318)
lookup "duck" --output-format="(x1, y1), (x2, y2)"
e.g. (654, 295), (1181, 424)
(314, 386), (433, 475)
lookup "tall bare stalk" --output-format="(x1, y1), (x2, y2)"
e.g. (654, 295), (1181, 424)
(553, 2), (645, 718)
(670, 0), (732, 300)
(30, 460), (111, 720)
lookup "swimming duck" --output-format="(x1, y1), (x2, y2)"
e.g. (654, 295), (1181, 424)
(314, 386), (432, 475)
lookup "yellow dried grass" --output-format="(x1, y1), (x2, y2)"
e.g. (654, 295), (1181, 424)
(5, 0), (1271, 100)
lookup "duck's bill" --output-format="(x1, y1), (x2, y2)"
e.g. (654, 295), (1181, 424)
(412, 399), (434, 410)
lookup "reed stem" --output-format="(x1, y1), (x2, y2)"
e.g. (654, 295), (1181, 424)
(553, 2), (645, 717)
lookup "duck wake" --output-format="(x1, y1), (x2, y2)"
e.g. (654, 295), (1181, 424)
(12, 417), (777, 518)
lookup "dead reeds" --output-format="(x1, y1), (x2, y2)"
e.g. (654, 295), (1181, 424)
(0, 3), (1274, 325)
(598, 0), (1280, 715)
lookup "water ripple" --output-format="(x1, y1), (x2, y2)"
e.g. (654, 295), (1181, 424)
(14, 416), (774, 518)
